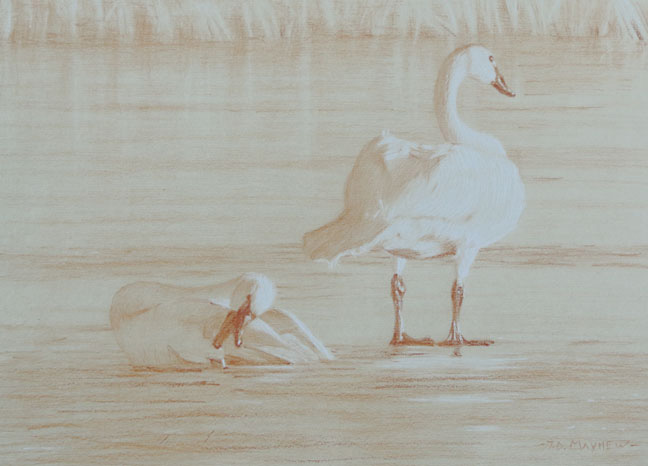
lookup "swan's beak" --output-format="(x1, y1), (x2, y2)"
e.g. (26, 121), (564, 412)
(234, 313), (256, 347)
(213, 295), (255, 349)
(233, 295), (254, 348)
(492, 67), (515, 97)
(234, 327), (243, 347)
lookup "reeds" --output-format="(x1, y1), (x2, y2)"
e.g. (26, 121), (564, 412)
(1, 0), (646, 42)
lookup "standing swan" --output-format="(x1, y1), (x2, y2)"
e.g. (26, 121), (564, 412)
(303, 45), (525, 346)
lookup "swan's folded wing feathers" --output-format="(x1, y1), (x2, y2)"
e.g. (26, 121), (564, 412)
(384, 146), (499, 223)
(378, 130), (450, 163)
(167, 341), (222, 365)
(260, 309), (334, 360)
(379, 131), (418, 162)
(412, 143), (453, 160)
(307, 133), (455, 262)
(224, 319), (308, 365)
(250, 342), (314, 365)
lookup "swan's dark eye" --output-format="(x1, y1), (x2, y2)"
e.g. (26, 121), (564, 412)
(489, 56), (494, 63)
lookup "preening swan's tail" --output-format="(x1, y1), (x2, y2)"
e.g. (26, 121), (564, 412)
(303, 211), (386, 265)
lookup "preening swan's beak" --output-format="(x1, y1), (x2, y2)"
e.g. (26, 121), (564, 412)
(233, 295), (254, 347)
(492, 67), (515, 97)
(234, 313), (256, 347)
(212, 294), (254, 349)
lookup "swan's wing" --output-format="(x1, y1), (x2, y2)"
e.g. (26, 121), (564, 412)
(219, 309), (334, 365)
(221, 319), (313, 365)
(380, 130), (419, 162)
(259, 309), (334, 360)
(166, 343), (222, 366)
(344, 132), (451, 216)
(379, 130), (450, 163)
(168, 303), (298, 366)
(160, 301), (226, 365)
(382, 145), (517, 228)
(303, 132), (455, 261)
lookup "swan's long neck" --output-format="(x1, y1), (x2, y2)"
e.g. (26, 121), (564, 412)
(434, 53), (505, 156)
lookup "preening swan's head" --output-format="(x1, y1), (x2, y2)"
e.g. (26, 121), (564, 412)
(230, 273), (276, 317)
(463, 45), (515, 97)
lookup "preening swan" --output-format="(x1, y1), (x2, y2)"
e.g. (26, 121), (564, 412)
(304, 45), (525, 346)
(110, 273), (333, 369)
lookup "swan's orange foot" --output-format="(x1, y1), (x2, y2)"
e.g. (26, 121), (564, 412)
(437, 335), (494, 346)
(390, 332), (435, 346)
(438, 322), (493, 346)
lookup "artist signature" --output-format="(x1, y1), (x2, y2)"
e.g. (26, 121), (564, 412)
(539, 439), (640, 452)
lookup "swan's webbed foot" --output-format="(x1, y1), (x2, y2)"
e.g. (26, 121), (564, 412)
(437, 327), (493, 346)
(390, 332), (435, 346)
(439, 278), (493, 346)
(437, 338), (493, 346)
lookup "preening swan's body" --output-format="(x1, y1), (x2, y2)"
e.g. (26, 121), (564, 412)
(304, 45), (525, 346)
(110, 273), (333, 369)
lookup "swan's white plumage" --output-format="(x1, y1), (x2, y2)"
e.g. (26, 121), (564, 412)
(304, 132), (524, 264)
(304, 45), (525, 274)
(110, 273), (333, 369)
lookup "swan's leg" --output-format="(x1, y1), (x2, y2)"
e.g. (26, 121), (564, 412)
(438, 247), (493, 346)
(390, 272), (406, 344)
(390, 257), (434, 346)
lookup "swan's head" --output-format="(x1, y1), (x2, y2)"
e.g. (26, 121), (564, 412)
(463, 45), (515, 97)
(230, 273), (276, 318)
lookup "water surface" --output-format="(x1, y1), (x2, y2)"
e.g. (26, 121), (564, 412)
(1, 37), (647, 464)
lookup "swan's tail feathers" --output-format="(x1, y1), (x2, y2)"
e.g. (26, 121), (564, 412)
(303, 212), (386, 265)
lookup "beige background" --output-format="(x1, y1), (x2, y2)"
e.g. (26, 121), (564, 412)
(1, 34), (647, 464)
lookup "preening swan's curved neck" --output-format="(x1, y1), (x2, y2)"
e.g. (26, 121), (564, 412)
(434, 52), (505, 156)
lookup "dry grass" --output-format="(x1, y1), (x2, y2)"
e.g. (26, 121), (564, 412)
(1, 0), (647, 43)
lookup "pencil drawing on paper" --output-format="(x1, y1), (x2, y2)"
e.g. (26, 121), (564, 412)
(2, 1), (647, 465)
(304, 44), (524, 347)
